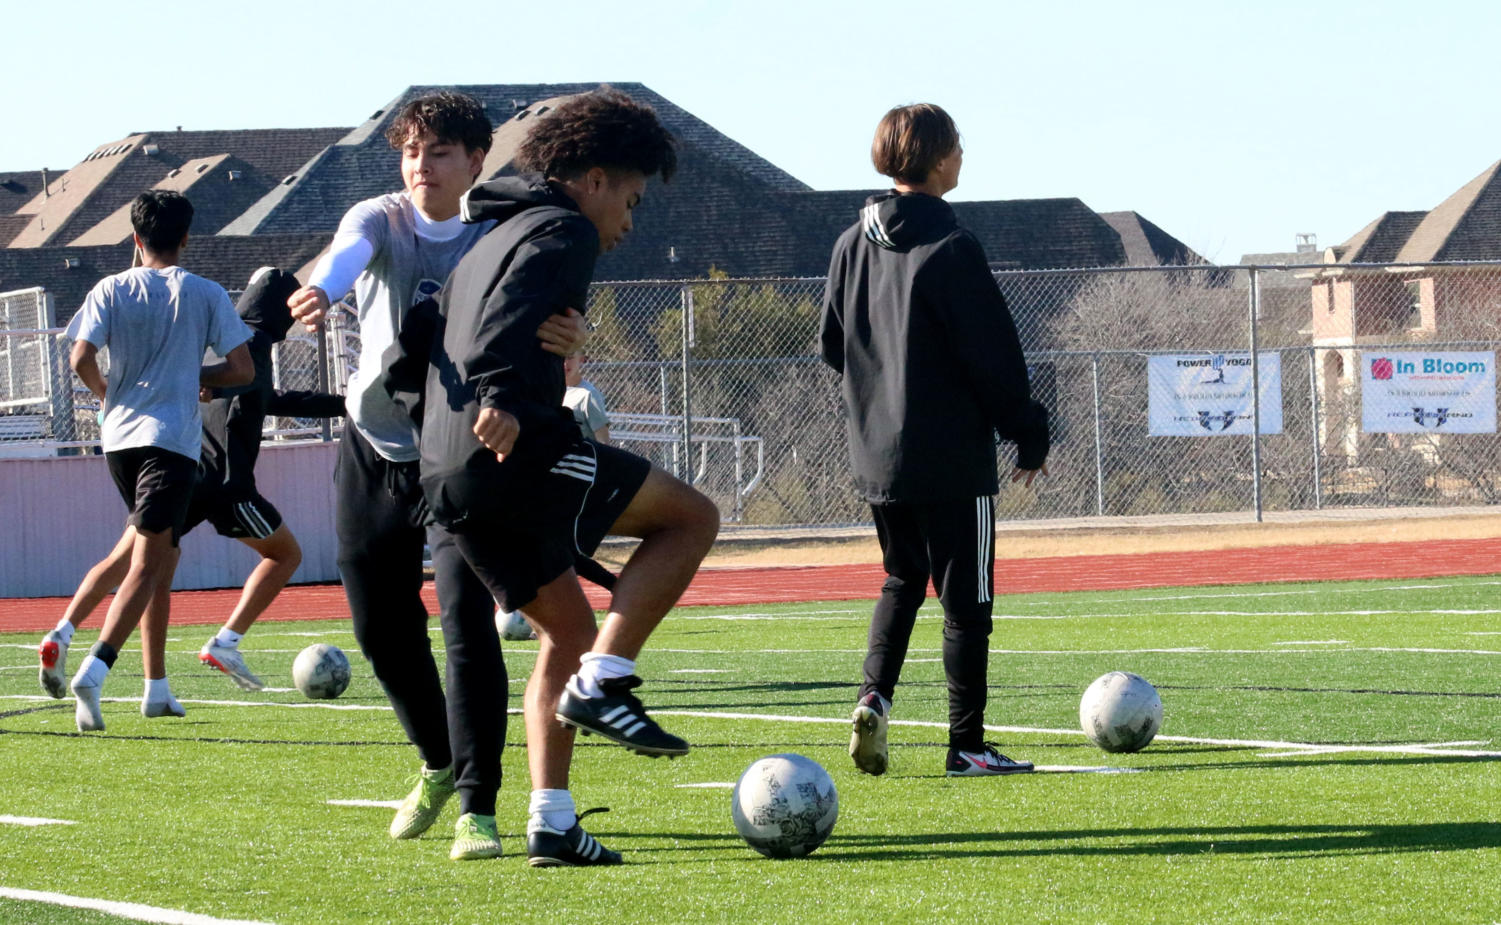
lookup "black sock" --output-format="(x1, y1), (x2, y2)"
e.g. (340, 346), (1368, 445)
(88, 641), (118, 668)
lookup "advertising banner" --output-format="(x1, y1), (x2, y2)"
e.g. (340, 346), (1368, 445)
(1148, 353), (1283, 436)
(1361, 351), (1496, 434)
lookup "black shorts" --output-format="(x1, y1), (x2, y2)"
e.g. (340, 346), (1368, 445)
(183, 484), (283, 540)
(425, 439), (651, 612)
(105, 446), (199, 546)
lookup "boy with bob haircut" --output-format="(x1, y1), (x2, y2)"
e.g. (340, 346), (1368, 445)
(59, 190), (254, 731)
(420, 87), (718, 865)
(821, 103), (1049, 778)
(287, 90), (587, 847)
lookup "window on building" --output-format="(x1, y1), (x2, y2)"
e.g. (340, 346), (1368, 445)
(1405, 280), (1422, 329)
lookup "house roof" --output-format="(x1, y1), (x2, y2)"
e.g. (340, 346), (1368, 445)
(0, 234), (331, 326)
(1329, 159), (1501, 265)
(1396, 159), (1501, 262)
(4, 128), (347, 250)
(1099, 211), (1205, 266)
(235, 83), (809, 238)
(1336, 211), (1428, 263)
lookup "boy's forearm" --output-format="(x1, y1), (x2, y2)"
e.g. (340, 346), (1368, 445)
(70, 351), (106, 401)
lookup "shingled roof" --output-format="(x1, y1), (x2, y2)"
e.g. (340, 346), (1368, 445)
(5, 128), (347, 250)
(1326, 159), (1501, 266)
(1099, 211), (1205, 266)
(0, 234), (331, 326)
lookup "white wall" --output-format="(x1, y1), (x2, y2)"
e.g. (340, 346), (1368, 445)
(0, 441), (339, 598)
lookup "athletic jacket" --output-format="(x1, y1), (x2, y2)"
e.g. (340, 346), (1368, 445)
(819, 191), (1048, 503)
(200, 268), (346, 498)
(418, 176), (598, 485)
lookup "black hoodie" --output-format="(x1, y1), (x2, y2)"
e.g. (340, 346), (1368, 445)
(418, 176), (598, 487)
(819, 191), (1048, 503)
(199, 268), (346, 498)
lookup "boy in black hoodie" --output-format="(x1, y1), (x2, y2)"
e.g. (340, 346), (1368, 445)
(38, 268), (345, 698)
(820, 103), (1049, 779)
(420, 88), (719, 866)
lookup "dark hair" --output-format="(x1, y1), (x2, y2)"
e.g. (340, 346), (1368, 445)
(384, 90), (494, 154)
(130, 190), (194, 253)
(870, 103), (960, 185)
(516, 87), (677, 183)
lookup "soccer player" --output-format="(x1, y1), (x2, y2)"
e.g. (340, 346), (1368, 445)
(59, 190), (254, 732)
(820, 103), (1050, 777)
(419, 88), (718, 864)
(38, 268), (345, 697)
(284, 90), (587, 844)
(563, 353), (610, 443)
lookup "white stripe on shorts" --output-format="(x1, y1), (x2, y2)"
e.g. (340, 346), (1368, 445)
(236, 500), (274, 539)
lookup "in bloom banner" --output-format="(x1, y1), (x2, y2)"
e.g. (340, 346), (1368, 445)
(1148, 353), (1283, 436)
(1361, 351), (1496, 434)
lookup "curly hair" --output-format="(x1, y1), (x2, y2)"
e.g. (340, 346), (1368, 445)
(515, 87), (677, 183)
(385, 90), (494, 154)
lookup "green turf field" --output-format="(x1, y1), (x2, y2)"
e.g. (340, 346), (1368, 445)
(2, 575), (1500, 923)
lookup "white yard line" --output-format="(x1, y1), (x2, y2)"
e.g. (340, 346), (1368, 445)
(326, 799), (402, 809)
(675, 782), (736, 789)
(650, 709), (1501, 759)
(0, 815), (74, 826)
(0, 887), (275, 925)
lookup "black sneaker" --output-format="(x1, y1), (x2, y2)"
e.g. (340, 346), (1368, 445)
(528, 808), (623, 867)
(849, 692), (889, 776)
(945, 743), (1034, 777)
(556, 675), (689, 757)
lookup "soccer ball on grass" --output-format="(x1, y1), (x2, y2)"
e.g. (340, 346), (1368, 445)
(292, 644), (351, 700)
(1079, 671), (1162, 753)
(730, 753), (838, 858)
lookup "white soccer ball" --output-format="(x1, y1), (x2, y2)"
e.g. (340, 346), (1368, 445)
(292, 644), (351, 700)
(730, 753), (839, 858)
(496, 606), (536, 641)
(1080, 671), (1162, 753)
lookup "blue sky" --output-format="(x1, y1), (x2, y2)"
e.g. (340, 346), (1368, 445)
(6, 0), (1499, 263)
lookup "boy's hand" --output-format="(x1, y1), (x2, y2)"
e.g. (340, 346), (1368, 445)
(474, 407), (520, 462)
(537, 307), (588, 357)
(1010, 463), (1048, 488)
(287, 285), (331, 332)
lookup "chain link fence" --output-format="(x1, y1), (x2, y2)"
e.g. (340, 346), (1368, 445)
(6, 261), (1500, 523)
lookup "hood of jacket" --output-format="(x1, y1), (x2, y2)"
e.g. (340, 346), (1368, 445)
(859, 191), (958, 251)
(235, 266), (300, 343)
(460, 174), (581, 226)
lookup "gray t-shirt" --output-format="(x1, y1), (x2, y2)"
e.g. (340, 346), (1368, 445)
(338, 192), (492, 462)
(564, 380), (609, 439)
(66, 266), (251, 460)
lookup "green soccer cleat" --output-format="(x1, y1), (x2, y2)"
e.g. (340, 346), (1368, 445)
(389, 765), (456, 839)
(449, 813), (503, 861)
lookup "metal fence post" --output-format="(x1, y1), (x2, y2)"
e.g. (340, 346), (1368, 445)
(1308, 345), (1322, 509)
(1090, 352), (1105, 516)
(1247, 266), (1263, 522)
(316, 322), (332, 442)
(679, 284), (694, 486)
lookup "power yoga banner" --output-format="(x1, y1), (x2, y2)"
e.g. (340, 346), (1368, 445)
(1361, 351), (1496, 434)
(1148, 353), (1283, 436)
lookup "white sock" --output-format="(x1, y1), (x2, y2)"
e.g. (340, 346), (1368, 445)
(528, 789), (576, 833)
(422, 764), (452, 781)
(573, 652), (635, 699)
(53, 619), (75, 646)
(73, 655), (108, 689)
(145, 677), (170, 702)
(211, 627), (243, 648)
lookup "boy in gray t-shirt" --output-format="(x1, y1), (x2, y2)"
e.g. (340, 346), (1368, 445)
(55, 191), (254, 732)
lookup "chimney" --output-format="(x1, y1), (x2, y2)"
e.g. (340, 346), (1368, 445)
(40, 167), (48, 198)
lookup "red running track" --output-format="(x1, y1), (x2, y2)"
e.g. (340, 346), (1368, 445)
(2, 536), (1499, 634)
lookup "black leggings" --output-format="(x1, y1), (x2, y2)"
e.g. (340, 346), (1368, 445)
(335, 428), (451, 772)
(861, 496), (996, 752)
